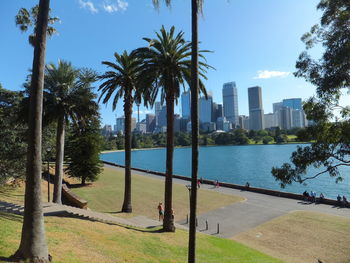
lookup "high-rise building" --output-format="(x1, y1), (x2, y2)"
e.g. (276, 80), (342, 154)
(199, 95), (213, 124)
(222, 82), (239, 126)
(248, 86), (264, 130)
(102, 125), (113, 136)
(282, 98), (302, 110)
(264, 113), (276, 129)
(212, 103), (223, 123)
(181, 91), (191, 120)
(273, 102), (283, 113)
(146, 114), (156, 133)
(115, 116), (136, 134)
(155, 101), (162, 126)
(158, 105), (167, 128)
(239, 115), (249, 130)
(278, 106), (292, 130)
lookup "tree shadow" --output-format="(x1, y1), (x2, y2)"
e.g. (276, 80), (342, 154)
(68, 183), (93, 189)
(0, 256), (16, 262)
(0, 212), (23, 222)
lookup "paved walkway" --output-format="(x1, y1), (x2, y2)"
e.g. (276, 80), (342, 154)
(106, 164), (350, 238)
(0, 200), (186, 230)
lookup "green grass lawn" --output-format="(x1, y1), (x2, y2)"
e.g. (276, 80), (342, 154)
(71, 167), (244, 220)
(0, 212), (283, 263)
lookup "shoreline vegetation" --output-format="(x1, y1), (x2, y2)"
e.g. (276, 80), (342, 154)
(101, 142), (310, 154)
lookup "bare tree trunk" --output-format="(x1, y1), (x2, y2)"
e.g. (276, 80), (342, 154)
(53, 115), (65, 204)
(163, 90), (175, 232)
(13, 0), (50, 262)
(122, 88), (133, 212)
(188, 0), (199, 262)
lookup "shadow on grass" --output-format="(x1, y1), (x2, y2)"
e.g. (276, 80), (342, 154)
(0, 256), (16, 262)
(0, 212), (22, 223)
(68, 183), (93, 189)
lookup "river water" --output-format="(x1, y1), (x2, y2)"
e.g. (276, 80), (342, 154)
(100, 144), (350, 199)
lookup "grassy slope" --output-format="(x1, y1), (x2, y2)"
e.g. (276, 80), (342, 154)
(71, 167), (244, 220)
(0, 212), (283, 263)
(233, 211), (350, 263)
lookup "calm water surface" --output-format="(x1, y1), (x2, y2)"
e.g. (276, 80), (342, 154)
(100, 144), (350, 199)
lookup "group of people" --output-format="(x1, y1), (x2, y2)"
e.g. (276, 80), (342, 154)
(337, 194), (348, 207)
(302, 190), (324, 203)
(303, 190), (349, 207)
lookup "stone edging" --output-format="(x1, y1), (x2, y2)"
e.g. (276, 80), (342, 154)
(102, 161), (348, 208)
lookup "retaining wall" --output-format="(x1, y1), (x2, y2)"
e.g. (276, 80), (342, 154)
(102, 160), (348, 208)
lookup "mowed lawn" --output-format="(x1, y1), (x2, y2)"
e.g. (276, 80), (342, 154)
(0, 212), (283, 263)
(233, 211), (350, 263)
(71, 167), (244, 220)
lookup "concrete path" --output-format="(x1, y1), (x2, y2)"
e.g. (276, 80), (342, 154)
(0, 200), (186, 230)
(105, 164), (350, 238)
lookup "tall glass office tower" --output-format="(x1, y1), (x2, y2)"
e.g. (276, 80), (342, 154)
(181, 91), (191, 119)
(222, 82), (239, 126)
(248, 86), (264, 131)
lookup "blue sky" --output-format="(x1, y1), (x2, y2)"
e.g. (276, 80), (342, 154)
(1, 0), (325, 126)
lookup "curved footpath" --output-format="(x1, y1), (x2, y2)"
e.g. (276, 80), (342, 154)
(105, 164), (350, 238)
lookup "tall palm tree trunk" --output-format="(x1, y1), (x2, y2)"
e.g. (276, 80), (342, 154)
(188, 0), (199, 262)
(163, 90), (176, 232)
(53, 115), (65, 204)
(14, 0), (50, 261)
(122, 89), (133, 213)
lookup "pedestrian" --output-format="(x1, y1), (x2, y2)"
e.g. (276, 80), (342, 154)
(245, 182), (250, 189)
(197, 179), (201, 189)
(337, 194), (342, 206)
(157, 202), (164, 221)
(171, 209), (175, 220)
(200, 177), (204, 184)
(215, 180), (219, 188)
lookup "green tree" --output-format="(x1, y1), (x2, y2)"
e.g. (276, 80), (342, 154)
(13, 0), (51, 261)
(0, 86), (27, 184)
(272, 0), (350, 187)
(99, 51), (147, 213)
(66, 118), (103, 185)
(135, 25), (211, 232)
(15, 4), (60, 47)
(44, 61), (98, 204)
(262, 136), (274, 145)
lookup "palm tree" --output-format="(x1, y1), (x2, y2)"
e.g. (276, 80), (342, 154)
(13, 0), (51, 262)
(134, 25), (210, 232)
(44, 61), (98, 204)
(15, 4), (60, 47)
(152, 1), (205, 260)
(98, 51), (147, 213)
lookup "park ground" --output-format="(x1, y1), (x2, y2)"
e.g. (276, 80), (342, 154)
(0, 166), (350, 262)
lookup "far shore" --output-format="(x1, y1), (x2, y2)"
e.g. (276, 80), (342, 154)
(101, 142), (310, 154)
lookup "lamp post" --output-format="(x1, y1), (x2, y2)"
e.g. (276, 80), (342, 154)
(46, 147), (51, 202)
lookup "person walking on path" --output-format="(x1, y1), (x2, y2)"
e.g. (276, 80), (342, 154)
(215, 180), (220, 188)
(197, 179), (201, 189)
(158, 202), (164, 221)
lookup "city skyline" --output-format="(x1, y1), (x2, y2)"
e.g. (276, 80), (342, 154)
(1, 0), (332, 126)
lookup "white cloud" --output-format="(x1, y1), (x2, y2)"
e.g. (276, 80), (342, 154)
(254, 70), (291, 79)
(103, 0), (128, 13)
(79, 0), (98, 13)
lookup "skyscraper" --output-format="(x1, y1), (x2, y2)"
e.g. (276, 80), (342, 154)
(181, 91), (191, 120)
(199, 95), (213, 124)
(222, 82), (239, 126)
(146, 114), (156, 133)
(155, 101), (162, 126)
(282, 98), (302, 110)
(248, 86), (264, 131)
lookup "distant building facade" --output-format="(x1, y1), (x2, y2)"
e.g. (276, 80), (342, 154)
(222, 82), (239, 126)
(181, 91), (191, 120)
(248, 86), (264, 131)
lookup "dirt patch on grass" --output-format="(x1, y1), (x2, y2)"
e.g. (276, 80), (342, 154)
(233, 211), (350, 263)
